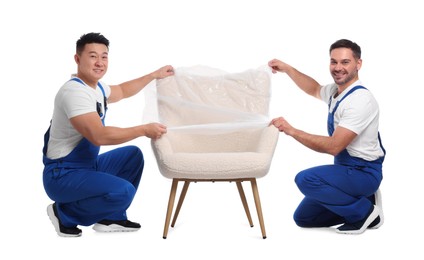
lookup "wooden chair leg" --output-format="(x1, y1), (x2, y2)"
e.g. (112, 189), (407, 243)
(163, 179), (178, 239)
(171, 181), (190, 227)
(236, 181), (254, 227)
(250, 179), (267, 239)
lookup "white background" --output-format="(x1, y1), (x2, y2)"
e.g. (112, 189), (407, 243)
(1, 0), (422, 259)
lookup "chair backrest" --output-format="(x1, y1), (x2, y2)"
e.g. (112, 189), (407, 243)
(154, 65), (273, 153)
(156, 66), (271, 129)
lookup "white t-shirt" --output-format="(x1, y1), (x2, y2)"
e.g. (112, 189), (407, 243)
(320, 80), (385, 161)
(46, 77), (111, 159)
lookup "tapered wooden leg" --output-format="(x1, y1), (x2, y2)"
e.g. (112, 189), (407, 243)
(163, 179), (178, 239)
(250, 179), (266, 239)
(236, 181), (254, 227)
(171, 181), (190, 227)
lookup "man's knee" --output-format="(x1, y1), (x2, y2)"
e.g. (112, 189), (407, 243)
(106, 183), (136, 206)
(126, 145), (144, 161)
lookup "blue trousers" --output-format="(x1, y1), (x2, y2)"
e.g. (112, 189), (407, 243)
(43, 145), (144, 227)
(293, 164), (382, 227)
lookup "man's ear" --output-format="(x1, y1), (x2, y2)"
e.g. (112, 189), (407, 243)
(356, 58), (362, 71)
(74, 54), (80, 64)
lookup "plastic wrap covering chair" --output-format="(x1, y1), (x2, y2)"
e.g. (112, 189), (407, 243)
(149, 65), (279, 239)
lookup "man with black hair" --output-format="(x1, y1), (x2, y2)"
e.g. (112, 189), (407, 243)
(42, 32), (174, 237)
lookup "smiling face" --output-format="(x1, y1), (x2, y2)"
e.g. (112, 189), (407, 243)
(74, 43), (109, 88)
(329, 47), (362, 89)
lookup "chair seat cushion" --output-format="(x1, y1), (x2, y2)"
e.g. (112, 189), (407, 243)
(157, 152), (272, 179)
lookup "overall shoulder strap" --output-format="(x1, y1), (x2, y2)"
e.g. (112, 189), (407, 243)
(97, 82), (106, 98)
(70, 78), (106, 99)
(330, 85), (367, 114)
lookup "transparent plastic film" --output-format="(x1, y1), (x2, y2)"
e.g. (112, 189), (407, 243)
(143, 65), (272, 134)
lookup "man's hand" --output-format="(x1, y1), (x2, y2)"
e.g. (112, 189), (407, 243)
(143, 123), (168, 139)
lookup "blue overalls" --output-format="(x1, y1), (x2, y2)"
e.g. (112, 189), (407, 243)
(42, 78), (144, 228)
(293, 86), (386, 227)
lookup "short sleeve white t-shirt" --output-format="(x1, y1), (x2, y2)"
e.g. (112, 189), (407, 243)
(320, 80), (385, 161)
(46, 77), (111, 159)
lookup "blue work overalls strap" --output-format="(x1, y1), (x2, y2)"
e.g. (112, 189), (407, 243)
(42, 78), (107, 168)
(327, 85), (386, 170)
(70, 78), (108, 123)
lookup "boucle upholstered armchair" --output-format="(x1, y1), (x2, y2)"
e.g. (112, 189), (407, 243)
(150, 66), (279, 239)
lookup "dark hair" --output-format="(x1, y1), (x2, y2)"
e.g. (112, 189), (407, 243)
(76, 32), (109, 55)
(329, 39), (361, 59)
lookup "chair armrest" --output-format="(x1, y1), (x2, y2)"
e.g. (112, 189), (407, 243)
(256, 125), (279, 154)
(151, 134), (174, 158)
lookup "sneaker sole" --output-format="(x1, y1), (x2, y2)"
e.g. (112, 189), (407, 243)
(336, 205), (380, 235)
(93, 223), (140, 233)
(369, 189), (384, 229)
(47, 204), (81, 238)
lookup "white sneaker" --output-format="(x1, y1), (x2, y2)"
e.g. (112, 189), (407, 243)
(368, 189), (384, 229)
(47, 203), (82, 237)
(93, 219), (141, 232)
(336, 205), (380, 234)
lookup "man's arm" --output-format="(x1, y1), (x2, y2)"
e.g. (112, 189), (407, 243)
(108, 65), (174, 103)
(70, 112), (167, 146)
(270, 117), (357, 155)
(268, 59), (321, 99)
